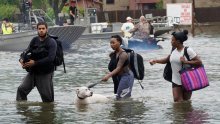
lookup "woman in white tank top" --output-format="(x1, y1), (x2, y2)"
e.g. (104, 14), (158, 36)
(149, 30), (202, 102)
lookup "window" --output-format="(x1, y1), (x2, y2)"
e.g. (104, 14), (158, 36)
(106, 0), (114, 4)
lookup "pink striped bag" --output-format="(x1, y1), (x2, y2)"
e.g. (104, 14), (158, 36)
(179, 65), (209, 91)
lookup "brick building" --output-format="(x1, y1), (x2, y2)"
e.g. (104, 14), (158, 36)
(129, 0), (159, 10)
(70, 0), (103, 11)
(163, 0), (220, 8)
(103, 0), (159, 11)
(102, 0), (130, 11)
(102, 0), (220, 11)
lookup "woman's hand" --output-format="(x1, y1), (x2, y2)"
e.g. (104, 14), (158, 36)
(149, 59), (157, 65)
(102, 72), (112, 82)
(102, 76), (109, 82)
(180, 56), (186, 64)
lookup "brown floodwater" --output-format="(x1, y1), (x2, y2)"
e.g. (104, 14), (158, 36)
(0, 25), (219, 123)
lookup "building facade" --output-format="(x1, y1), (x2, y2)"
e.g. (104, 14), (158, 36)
(163, 0), (220, 8)
(69, 0), (103, 11)
(102, 0), (159, 11)
(102, 0), (130, 11)
(102, 0), (220, 11)
(129, 0), (159, 10)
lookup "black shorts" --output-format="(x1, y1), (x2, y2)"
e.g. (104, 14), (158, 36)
(172, 83), (182, 88)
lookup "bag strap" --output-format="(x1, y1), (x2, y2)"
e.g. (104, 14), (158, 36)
(62, 58), (66, 73)
(181, 46), (190, 68)
(171, 46), (175, 53)
(184, 47), (190, 61)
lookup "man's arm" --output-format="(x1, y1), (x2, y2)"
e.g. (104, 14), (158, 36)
(69, 7), (75, 17)
(19, 37), (35, 68)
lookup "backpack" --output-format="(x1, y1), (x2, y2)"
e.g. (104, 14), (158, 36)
(49, 35), (66, 73)
(123, 48), (145, 80)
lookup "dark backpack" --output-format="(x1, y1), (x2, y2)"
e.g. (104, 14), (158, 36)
(49, 35), (66, 73)
(123, 48), (145, 80)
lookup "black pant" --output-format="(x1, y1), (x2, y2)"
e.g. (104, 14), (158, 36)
(16, 72), (54, 102)
(70, 16), (75, 25)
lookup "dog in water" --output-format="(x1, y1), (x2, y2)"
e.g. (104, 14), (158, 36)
(74, 86), (109, 105)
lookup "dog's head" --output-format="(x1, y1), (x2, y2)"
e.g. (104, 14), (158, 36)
(76, 87), (93, 99)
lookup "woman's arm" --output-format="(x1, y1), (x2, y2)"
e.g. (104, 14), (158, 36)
(102, 52), (127, 81)
(150, 55), (170, 65)
(180, 47), (202, 66)
(180, 55), (202, 66)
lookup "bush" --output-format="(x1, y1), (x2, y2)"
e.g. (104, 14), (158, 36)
(46, 7), (55, 20)
(156, 0), (163, 10)
(62, 6), (69, 14)
(0, 4), (19, 21)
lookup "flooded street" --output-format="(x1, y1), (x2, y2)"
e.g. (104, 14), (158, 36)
(0, 27), (220, 123)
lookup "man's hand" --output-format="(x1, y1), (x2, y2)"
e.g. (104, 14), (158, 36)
(19, 59), (26, 69)
(24, 59), (35, 68)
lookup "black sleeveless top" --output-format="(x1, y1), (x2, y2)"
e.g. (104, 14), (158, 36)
(108, 51), (129, 72)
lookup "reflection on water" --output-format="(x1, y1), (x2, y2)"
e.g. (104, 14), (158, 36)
(109, 99), (146, 123)
(16, 102), (56, 123)
(167, 101), (209, 124)
(0, 27), (220, 123)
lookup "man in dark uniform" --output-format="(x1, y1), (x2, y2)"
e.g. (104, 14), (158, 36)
(69, 1), (77, 25)
(16, 22), (57, 102)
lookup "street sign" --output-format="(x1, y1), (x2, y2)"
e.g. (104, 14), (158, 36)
(167, 3), (192, 25)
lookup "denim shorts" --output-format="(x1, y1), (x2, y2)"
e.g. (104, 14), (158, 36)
(116, 71), (134, 100)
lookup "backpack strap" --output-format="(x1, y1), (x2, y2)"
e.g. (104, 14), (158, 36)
(184, 46), (190, 61)
(181, 46), (190, 69)
(62, 57), (66, 73)
(117, 51), (127, 60)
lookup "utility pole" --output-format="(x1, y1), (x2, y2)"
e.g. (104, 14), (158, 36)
(191, 0), (195, 37)
(171, 0), (176, 3)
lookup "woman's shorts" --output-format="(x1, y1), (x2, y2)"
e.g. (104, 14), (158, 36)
(172, 82), (182, 88)
(116, 71), (134, 100)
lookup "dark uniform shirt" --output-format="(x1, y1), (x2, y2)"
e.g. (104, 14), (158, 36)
(23, 36), (57, 74)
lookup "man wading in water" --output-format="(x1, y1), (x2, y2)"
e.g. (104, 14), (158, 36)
(16, 22), (57, 102)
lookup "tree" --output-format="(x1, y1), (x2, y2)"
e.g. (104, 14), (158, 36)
(32, 0), (47, 11)
(156, 0), (163, 10)
(48, 0), (68, 24)
(0, 0), (19, 5)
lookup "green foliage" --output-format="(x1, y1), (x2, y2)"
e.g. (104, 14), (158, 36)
(32, 0), (48, 10)
(156, 0), (163, 10)
(0, 4), (19, 21)
(78, 7), (84, 16)
(46, 7), (55, 20)
(0, 0), (19, 5)
(62, 6), (69, 14)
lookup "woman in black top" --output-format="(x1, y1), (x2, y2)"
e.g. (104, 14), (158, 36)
(102, 35), (134, 100)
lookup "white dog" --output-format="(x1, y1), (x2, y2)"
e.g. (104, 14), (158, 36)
(74, 86), (109, 105)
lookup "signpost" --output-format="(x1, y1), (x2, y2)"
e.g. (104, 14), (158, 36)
(167, 2), (201, 36)
(167, 3), (192, 25)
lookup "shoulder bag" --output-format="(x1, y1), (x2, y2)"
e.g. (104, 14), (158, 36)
(179, 47), (209, 91)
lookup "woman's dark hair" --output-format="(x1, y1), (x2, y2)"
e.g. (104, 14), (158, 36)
(37, 22), (48, 29)
(171, 30), (188, 44)
(111, 35), (123, 45)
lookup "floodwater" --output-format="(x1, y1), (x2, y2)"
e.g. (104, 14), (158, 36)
(0, 26), (220, 123)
